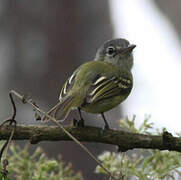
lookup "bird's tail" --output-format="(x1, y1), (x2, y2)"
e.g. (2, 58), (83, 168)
(42, 95), (75, 122)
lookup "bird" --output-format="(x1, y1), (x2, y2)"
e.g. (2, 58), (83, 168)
(42, 38), (136, 130)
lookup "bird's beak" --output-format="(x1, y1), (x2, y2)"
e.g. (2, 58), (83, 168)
(118, 44), (136, 55)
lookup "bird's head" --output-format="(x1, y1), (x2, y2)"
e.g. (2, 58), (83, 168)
(95, 38), (136, 71)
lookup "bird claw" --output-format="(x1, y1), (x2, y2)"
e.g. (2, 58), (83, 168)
(104, 124), (110, 130)
(100, 124), (110, 135)
(73, 118), (85, 127)
(78, 119), (85, 127)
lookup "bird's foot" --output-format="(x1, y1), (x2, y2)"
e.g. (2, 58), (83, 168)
(73, 118), (85, 127)
(100, 124), (110, 135)
(78, 119), (85, 127)
(104, 124), (110, 130)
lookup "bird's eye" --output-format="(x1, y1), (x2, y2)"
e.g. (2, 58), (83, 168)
(106, 46), (115, 56)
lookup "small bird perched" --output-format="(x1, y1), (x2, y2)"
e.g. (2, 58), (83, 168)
(43, 38), (136, 129)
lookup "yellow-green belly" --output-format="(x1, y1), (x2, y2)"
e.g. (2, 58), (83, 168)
(81, 94), (128, 114)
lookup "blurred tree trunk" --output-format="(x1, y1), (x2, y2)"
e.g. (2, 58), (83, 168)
(154, 0), (181, 41)
(0, 1), (119, 179)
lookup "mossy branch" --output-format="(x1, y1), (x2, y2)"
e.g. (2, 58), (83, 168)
(0, 124), (180, 152)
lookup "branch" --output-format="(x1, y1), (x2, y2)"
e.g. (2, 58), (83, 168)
(0, 125), (181, 152)
(1, 90), (180, 180)
(7, 90), (117, 180)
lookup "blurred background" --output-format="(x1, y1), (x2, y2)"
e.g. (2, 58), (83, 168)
(0, 0), (181, 179)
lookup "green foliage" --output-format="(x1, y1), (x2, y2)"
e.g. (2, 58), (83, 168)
(96, 116), (181, 180)
(1, 144), (82, 180)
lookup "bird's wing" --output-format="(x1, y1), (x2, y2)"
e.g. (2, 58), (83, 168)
(59, 70), (78, 100)
(85, 75), (132, 104)
(59, 61), (132, 105)
(42, 70), (79, 121)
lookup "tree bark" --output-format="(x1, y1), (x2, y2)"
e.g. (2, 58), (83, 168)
(1, 125), (180, 152)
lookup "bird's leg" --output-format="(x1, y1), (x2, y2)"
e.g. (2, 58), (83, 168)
(101, 113), (110, 130)
(73, 108), (85, 127)
(78, 108), (85, 127)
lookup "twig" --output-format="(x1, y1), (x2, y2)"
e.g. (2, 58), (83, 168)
(9, 90), (117, 180)
(0, 92), (17, 179)
(9, 92), (17, 120)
